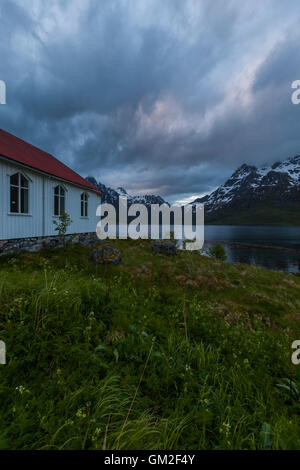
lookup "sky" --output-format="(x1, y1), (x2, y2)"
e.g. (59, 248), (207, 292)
(1, 0), (300, 204)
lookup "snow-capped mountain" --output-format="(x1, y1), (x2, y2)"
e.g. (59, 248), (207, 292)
(86, 177), (167, 208)
(193, 156), (300, 224)
(86, 154), (300, 226)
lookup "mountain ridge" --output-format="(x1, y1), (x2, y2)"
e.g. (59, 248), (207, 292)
(86, 153), (300, 225)
(193, 155), (300, 225)
(85, 176), (167, 208)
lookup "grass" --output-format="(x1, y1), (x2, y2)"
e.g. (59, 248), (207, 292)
(0, 239), (299, 450)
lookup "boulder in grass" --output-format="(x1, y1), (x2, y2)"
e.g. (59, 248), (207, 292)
(78, 233), (99, 247)
(151, 242), (177, 255)
(42, 237), (62, 250)
(84, 239), (99, 248)
(91, 245), (122, 265)
(26, 241), (44, 253)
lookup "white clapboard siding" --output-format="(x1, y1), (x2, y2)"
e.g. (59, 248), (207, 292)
(0, 159), (101, 240)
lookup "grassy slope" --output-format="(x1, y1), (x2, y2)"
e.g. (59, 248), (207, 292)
(0, 240), (299, 450)
(205, 206), (300, 226)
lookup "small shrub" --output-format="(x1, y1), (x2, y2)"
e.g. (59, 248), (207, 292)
(208, 243), (227, 261)
(53, 212), (73, 244)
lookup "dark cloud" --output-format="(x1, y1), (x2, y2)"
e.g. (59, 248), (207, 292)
(1, 0), (300, 203)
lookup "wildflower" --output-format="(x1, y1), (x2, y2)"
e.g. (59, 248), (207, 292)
(15, 385), (26, 395)
(92, 427), (102, 442)
(219, 422), (231, 438)
(76, 408), (87, 419)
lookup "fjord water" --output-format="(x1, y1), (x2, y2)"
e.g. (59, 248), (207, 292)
(204, 225), (300, 273)
(109, 224), (300, 272)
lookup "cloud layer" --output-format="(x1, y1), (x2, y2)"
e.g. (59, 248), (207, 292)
(1, 0), (300, 202)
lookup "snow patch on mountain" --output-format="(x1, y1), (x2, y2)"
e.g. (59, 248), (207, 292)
(86, 177), (168, 207)
(193, 155), (300, 213)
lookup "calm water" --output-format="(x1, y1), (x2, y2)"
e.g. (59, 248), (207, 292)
(203, 226), (300, 273)
(107, 224), (300, 273)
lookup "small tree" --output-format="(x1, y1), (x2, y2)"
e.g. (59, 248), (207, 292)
(208, 243), (227, 261)
(53, 212), (73, 245)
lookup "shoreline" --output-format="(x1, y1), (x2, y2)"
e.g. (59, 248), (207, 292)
(205, 240), (300, 253)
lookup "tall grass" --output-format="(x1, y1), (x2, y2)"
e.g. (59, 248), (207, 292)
(0, 242), (299, 449)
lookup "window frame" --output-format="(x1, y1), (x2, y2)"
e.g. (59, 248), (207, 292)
(80, 192), (89, 218)
(53, 185), (66, 217)
(9, 172), (29, 215)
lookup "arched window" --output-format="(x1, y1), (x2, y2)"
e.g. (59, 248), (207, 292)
(81, 192), (88, 217)
(10, 173), (29, 213)
(54, 185), (65, 216)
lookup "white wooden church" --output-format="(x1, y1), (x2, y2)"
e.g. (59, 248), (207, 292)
(0, 129), (102, 241)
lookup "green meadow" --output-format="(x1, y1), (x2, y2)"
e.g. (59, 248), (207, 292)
(0, 240), (299, 450)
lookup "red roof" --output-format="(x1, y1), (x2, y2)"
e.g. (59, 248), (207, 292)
(0, 129), (101, 194)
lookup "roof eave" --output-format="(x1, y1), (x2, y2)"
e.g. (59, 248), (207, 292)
(0, 154), (103, 197)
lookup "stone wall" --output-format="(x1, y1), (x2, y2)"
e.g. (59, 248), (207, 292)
(0, 232), (99, 256)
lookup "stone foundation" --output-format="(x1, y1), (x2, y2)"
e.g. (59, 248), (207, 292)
(0, 232), (99, 256)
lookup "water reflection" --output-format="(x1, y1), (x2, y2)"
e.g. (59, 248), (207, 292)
(104, 224), (300, 273)
(204, 226), (300, 273)
(205, 225), (300, 249)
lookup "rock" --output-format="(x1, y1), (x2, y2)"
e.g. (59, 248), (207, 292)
(82, 239), (98, 247)
(26, 241), (44, 253)
(0, 233), (102, 256)
(78, 233), (98, 247)
(91, 245), (122, 264)
(71, 235), (80, 244)
(151, 242), (177, 255)
(64, 235), (74, 243)
(42, 237), (62, 249)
